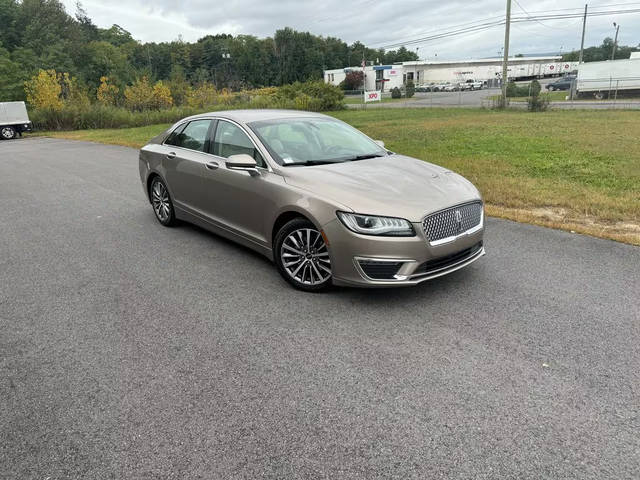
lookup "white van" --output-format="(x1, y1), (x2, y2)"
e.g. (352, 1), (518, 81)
(0, 101), (33, 140)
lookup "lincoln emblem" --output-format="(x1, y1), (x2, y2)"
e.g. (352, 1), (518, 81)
(454, 210), (462, 231)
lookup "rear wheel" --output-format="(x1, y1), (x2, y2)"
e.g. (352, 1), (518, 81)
(1, 126), (16, 140)
(594, 91), (604, 100)
(274, 218), (332, 292)
(548, 86), (555, 92)
(150, 176), (176, 226)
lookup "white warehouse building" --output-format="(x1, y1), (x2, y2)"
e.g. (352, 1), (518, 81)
(324, 56), (578, 91)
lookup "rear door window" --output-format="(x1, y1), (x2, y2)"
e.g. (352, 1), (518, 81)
(165, 119), (212, 152)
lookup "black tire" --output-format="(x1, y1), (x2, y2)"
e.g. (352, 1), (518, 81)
(594, 92), (604, 100)
(274, 218), (332, 292)
(548, 86), (555, 92)
(149, 176), (176, 227)
(1, 126), (16, 140)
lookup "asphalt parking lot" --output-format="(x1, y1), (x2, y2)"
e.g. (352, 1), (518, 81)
(2, 138), (639, 479)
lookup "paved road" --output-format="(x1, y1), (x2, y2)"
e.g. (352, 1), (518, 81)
(2, 138), (639, 479)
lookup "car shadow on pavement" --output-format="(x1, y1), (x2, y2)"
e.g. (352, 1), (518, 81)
(169, 216), (485, 306)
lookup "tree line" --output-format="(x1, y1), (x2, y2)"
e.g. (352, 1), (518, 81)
(0, 0), (419, 102)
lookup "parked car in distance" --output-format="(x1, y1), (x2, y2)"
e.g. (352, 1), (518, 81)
(461, 79), (484, 90)
(443, 83), (459, 92)
(139, 110), (485, 291)
(546, 76), (575, 91)
(0, 101), (32, 140)
(415, 83), (434, 92)
(431, 82), (449, 92)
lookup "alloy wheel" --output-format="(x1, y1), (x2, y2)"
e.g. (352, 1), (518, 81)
(281, 228), (331, 286)
(151, 180), (171, 223)
(1, 127), (16, 140)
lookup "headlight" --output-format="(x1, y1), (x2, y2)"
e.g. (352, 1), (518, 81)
(337, 212), (415, 236)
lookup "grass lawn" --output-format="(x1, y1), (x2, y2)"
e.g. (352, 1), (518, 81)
(35, 108), (640, 244)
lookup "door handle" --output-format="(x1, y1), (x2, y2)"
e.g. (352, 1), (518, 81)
(166, 152), (176, 160)
(205, 161), (219, 170)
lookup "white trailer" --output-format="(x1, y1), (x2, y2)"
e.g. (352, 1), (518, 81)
(576, 58), (640, 99)
(0, 101), (33, 140)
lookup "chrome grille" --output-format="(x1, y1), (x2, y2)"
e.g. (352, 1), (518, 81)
(422, 201), (483, 243)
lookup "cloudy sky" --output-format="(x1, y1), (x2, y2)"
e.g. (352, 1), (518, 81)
(61, 0), (640, 59)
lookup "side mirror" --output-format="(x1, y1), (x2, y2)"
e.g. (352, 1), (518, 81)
(226, 154), (258, 175)
(374, 140), (385, 148)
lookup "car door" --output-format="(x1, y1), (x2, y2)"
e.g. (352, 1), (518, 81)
(199, 119), (286, 245)
(162, 118), (216, 215)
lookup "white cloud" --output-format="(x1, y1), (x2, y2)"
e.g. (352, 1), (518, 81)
(63, 0), (639, 59)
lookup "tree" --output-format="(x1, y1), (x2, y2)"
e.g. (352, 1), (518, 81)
(96, 76), (120, 105)
(24, 69), (63, 110)
(341, 70), (363, 91)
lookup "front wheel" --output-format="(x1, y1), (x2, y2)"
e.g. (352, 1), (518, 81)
(274, 218), (332, 292)
(548, 86), (555, 92)
(1, 126), (16, 140)
(594, 92), (604, 100)
(150, 176), (176, 226)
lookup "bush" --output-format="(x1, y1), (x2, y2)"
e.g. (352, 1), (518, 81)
(29, 78), (345, 131)
(528, 93), (550, 112)
(405, 81), (415, 98)
(391, 87), (401, 99)
(506, 81), (540, 98)
(530, 79), (541, 97)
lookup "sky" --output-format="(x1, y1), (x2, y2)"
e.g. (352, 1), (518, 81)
(61, 0), (640, 60)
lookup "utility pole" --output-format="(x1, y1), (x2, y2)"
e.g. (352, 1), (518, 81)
(579, 4), (588, 64)
(501, 0), (512, 107)
(611, 22), (620, 60)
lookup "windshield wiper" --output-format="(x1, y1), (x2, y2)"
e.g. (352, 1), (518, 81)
(348, 153), (387, 161)
(282, 160), (339, 167)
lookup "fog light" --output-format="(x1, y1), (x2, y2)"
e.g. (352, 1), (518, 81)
(357, 259), (404, 280)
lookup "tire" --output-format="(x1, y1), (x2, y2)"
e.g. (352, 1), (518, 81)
(1, 126), (16, 140)
(149, 176), (176, 227)
(594, 92), (604, 100)
(274, 218), (332, 292)
(548, 86), (555, 92)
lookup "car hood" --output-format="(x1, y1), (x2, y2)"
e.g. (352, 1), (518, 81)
(280, 155), (481, 222)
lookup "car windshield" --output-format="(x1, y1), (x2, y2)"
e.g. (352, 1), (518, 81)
(248, 117), (388, 166)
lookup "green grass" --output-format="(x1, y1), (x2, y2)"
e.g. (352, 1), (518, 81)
(34, 108), (640, 244)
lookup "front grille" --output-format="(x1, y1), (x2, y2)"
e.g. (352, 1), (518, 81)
(414, 242), (483, 276)
(358, 260), (404, 280)
(422, 201), (483, 243)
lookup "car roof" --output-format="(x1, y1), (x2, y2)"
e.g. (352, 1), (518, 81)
(185, 109), (331, 124)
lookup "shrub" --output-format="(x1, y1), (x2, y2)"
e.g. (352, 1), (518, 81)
(528, 93), (550, 112)
(391, 87), (401, 99)
(405, 81), (415, 98)
(151, 80), (173, 109)
(124, 77), (155, 111)
(186, 82), (219, 108)
(530, 79), (541, 97)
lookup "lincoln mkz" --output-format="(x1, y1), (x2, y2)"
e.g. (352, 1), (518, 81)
(139, 110), (485, 291)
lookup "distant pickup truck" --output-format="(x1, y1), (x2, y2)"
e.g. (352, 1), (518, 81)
(0, 101), (33, 140)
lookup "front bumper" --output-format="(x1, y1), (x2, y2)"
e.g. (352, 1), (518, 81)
(323, 216), (485, 287)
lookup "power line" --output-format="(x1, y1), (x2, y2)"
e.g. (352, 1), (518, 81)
(375, 7), (640, 50)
